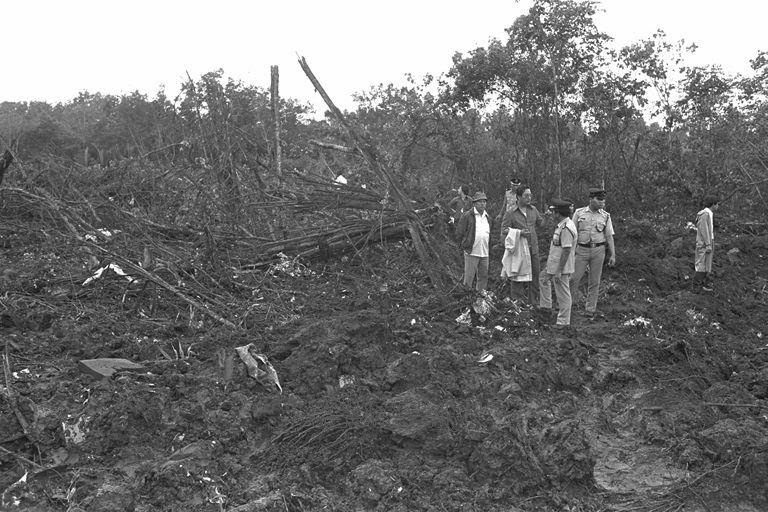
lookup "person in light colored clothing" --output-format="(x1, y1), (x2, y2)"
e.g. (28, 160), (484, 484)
(500, 226), (532, 294)
(501, 185), (545, 303)
(455, 192), (492, 292)
(693, 196), (719, 291)
(570, 188), (616, 317)
(540, 199), (577, 326)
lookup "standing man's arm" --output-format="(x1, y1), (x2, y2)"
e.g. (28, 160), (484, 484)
(606, 234), (616, 266)
(605, 214), (616, 266)
(500, 210), (513, 240)
(555, 224), (574, 275)
(455, 212), (467, 240)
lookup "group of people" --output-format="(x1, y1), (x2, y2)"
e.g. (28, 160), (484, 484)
(450, 178), (720, 327)
(452, 178), (616, 327)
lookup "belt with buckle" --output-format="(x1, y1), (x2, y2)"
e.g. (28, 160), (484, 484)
(578, 242), (606, 248)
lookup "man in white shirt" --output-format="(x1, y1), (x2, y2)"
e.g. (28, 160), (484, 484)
(694, 196), (719, 291)
(455, 192), (492, 292)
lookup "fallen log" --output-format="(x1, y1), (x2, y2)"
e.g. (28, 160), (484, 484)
(310, 139), (360, 155)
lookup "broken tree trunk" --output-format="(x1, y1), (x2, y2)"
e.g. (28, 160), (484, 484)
(271, 65), (282, 183)
(0, 150), (14, 186)
(297, 56), (447, 290)
(310, 139), (360, 155)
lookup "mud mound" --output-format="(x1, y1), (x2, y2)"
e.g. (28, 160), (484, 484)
(468, 416), (593, 495)
(697, 418), (768, 481)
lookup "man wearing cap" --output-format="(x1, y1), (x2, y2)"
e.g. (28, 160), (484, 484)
(495, 177), (522, 229)
(540, 199), (578, 326)
(571, 188), (616, 317)
(501, 185), (545, 303)
(455, 192), (493, 292)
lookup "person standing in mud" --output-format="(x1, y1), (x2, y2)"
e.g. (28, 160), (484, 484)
(571, 188), (616, 317)
(539, 199), (577, 327)
(494, 176), (522, 234)
(455, 192), (492, 292)
(447, 185), (472, 225)
(501, 185), (545, 303)
(693, 196), (719, 291)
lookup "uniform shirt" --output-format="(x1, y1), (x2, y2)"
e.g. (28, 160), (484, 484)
(572, 206), (614, 244)
(545, 218), (577, 274)
(501, 204), (545, 254)
(470, 208), (490, 257)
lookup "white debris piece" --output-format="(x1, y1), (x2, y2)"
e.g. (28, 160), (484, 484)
(472, 291), (495, 316)
(335, 175), (348, 185)
(477, 353), (494, 363)
(622, 317), (652, 328)
(82, 263), (137, 286)
(686, 309), (705, 324)
(235, 344), (282, 393)
(268, 253), (314, 277)
(62, 415), (90, 445)
(455, 309), (471, 325)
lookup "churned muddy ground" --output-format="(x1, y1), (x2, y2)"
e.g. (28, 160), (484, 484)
(1, 213), (767, 511)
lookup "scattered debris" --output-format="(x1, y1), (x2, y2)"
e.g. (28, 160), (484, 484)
(622, 317), (652, 328)
(477, 353), (494, 363)
(268, 253), (314, 277)
(727, 247), (741, 264)
(235, 344), (282, 393)
(62, 415), (90, 445)
(82, 263), (137, 286)
(77, 358), (145, 379)
(455, 309), (471, 325)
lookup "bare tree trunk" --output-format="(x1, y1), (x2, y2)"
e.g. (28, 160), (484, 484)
(551, 60), (563, 197)
(297, 56), (447, 290)
(271, 65), (282, 183)
(0, 150), (14, 186)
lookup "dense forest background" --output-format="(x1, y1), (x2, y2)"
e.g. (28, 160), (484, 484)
(2, 0), (767, 229)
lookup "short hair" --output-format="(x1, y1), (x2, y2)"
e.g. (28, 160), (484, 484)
(515, 185), (530, 198)
(459, 185), (469, 195)
(702, 195), (719, 208)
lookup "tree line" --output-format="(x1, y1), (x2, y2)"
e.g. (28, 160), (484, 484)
(1, 0), (766, 223)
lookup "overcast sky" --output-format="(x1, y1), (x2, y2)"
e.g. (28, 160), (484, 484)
(5, 0), (766, 113)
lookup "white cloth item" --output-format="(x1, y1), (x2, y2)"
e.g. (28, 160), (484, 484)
(500, 228), (532, 281)
(470, 208), (490, 257)
(696, 207), (714, 246)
